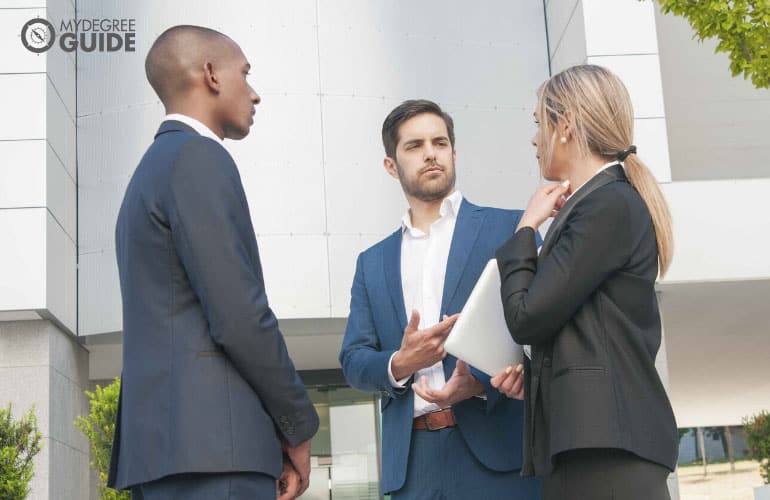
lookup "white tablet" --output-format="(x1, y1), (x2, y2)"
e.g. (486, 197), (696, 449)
(444, 259), (524, 376)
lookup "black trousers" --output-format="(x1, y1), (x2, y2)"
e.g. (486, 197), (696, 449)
(542, 448), (671, 500)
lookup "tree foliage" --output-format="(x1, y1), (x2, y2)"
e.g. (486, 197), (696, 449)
(744, 410), (770, 484)
(74, 379), (130, 500)
(0, 404), (42, 500)
(656, 0), (770, 89)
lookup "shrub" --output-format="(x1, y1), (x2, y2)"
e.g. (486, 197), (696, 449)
(744, 410), (770, 484)
(74, 378), (130, 500)
(0, 404), (43, 500)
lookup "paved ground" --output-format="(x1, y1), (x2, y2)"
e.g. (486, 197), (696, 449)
(678, 460), (766, 500)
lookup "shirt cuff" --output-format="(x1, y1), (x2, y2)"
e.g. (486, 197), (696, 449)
(387, 352), (411, 388)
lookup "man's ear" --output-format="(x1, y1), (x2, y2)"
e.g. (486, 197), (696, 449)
(203, 62), (220, 94)
(383, 156), (399, 179)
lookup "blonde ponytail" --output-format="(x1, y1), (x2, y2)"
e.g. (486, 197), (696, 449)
(623, 155), (673, 277)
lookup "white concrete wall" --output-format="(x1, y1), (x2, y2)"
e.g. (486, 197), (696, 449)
(654, 4), (770, 182)
(546, 0), (672, 183)
(0, 321), (91, 500)
(661, 179), (770, 283)
(0, 0), (77, 334)
(77, 0), (550, 335)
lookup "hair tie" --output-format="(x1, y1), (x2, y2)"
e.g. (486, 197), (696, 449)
(616, 145), (637, 161)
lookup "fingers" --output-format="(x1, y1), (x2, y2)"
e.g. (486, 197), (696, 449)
(496, 364), (524, 398)
(412, 376), (439, 404)
(297, 473), (310, 497)
(490, 366), (513, 388)
(286, 440), (312, 498)
(543, 179), (570, 195)
(276, 461), (301, 500)
(455, 359), (470, 375)
(414, 376), (451, 407)
(510, 371), (524, 399)
(425, 313), (459, 339)
(405, 309), (421, 335)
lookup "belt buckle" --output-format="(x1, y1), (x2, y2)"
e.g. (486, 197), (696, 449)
(423, 410), (446, 431)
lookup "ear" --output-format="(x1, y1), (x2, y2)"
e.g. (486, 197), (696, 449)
(202, 62), (220, 94)
(560, 111), (574, 141)
(383, 156), (399, 179)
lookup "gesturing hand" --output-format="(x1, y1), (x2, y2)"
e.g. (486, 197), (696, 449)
(412, 360), (484, 407)
(517, 180), (570, 231)
(490, 364), (525, 400)
(391, 310), (459, 381)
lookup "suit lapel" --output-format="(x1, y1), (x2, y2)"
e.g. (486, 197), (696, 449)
(440, 201), (485, 316)
(383, 230), (408, 332)
(441, 200), (484, 379)
(540, 165), (623, 256)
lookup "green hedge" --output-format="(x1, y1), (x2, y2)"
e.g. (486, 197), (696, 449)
(74, 378), (130, 500)
(0, 404), (42, 500)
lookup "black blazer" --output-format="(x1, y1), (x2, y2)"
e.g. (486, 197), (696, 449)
(108, 121), (318, 489)
(495, 164), (678, 476)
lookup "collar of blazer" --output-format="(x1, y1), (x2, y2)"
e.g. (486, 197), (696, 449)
(382, 199), (485, 333)
(539, 163), (627, 256)
(154, 120), (198, 139)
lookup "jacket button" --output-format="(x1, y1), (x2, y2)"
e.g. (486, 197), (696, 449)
(543, 358), (552, 367)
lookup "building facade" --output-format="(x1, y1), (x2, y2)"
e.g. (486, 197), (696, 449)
(1, 1), (768, 498)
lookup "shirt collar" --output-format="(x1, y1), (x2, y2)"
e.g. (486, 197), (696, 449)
(401, 190), (463, 235)
(566, 161), (622, 200)
(163, 113), (224, 145)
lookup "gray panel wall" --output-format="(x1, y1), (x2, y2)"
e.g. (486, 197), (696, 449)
(77, 0), (550, 335)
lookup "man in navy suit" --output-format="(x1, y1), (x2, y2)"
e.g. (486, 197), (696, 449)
(339, 100), (542, 499)
(108, 25), (318, 499)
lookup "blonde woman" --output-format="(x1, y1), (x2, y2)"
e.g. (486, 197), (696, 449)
(490, 65), (678, 499)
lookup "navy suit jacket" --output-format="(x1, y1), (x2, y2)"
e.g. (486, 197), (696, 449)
(339, 199), (535, 494)
(108, 121), (318, 490)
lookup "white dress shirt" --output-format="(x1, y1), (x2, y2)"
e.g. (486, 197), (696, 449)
(164, 113), (224, 145)
(388, 190), (463, 418)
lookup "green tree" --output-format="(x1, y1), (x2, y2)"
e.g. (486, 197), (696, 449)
(655, 0), (770, 89)
(0, 404), (42, 500)
(744, 410), (770, 484)
(74, 378), (130, 500)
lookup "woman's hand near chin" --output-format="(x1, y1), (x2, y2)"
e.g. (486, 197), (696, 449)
(517, 180), (570, 232)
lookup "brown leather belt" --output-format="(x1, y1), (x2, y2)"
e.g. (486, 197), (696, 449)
(413, 408), (456, 431)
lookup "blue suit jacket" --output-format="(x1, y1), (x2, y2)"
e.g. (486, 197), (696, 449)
(108, 121), (318, 490)
(340, 199), (535, 494)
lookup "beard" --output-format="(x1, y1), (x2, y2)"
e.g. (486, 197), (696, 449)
(395, 159), (456, 202)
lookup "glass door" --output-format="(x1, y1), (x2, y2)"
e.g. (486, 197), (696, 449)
(303, 385), (381, 499)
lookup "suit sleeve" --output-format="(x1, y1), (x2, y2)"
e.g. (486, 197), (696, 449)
(339, 254), (410, 399)
(496, 189), (632, 346)
(168, 137), (318, 446)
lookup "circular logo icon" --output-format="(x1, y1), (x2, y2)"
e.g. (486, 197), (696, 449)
(21, 18), (55, 53)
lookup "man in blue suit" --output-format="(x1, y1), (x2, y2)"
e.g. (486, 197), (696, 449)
(339, 100), (542, 499)
(108, 26), (318, 499)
